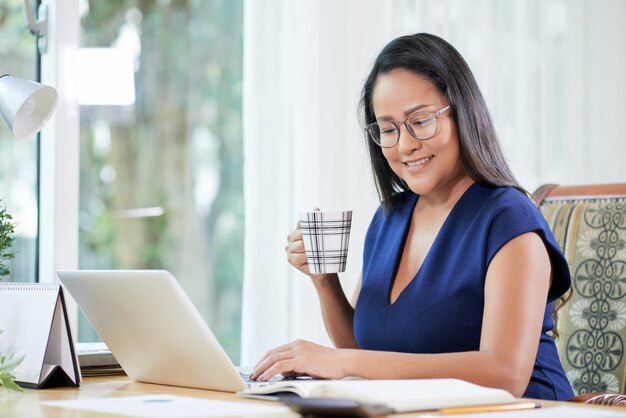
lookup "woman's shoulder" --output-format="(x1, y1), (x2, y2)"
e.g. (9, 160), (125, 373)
(462, 183), (551, 237)
(475, 183), (533, 205)
(470, 184), (537, 216)
(473, 184), (553, 251)
(475, 184), (571, 300)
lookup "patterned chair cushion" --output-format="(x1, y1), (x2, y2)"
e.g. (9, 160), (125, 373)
(540, 197), (626, 395)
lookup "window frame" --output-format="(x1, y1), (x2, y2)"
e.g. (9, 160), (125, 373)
(39, 0), (80, 325)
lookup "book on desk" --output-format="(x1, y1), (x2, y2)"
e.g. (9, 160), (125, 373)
(240, 378), (517, 414)
(77, 342), (125, 377)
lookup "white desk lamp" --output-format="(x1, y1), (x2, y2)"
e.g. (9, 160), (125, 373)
(0, 69), (58, 138)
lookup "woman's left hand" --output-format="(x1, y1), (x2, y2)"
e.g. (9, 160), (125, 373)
(249, 339), (348, 381)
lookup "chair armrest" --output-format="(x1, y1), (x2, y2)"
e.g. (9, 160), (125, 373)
(569, 393), (626, 406)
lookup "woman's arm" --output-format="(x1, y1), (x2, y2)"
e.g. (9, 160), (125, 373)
(285, 224), (360, 348)
(253, 232), (550, 397)
(311, 274), (359, 348)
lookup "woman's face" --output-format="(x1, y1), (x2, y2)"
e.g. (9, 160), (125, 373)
(371, 68), (467, 197)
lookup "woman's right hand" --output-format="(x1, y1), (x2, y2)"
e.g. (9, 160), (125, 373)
(285, 222), (335, 283)
(285, 221), (313, 276)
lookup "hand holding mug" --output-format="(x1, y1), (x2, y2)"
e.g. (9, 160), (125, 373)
(285, 209), (352, 276)
(285, 222), (313, 276)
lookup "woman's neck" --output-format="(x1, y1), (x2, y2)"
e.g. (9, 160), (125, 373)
(418, 173), (475, 211)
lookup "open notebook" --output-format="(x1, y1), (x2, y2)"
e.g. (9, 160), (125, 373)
(240, 378), (515, 413)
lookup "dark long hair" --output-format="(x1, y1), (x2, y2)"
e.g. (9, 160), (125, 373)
(359, 33), (526, 208)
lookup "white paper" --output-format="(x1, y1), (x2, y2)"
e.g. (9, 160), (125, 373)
(417, 405), (626, 418)
(42, 394), (290, 418)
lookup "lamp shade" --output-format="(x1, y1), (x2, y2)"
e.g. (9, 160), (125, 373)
(0, 73), (58, 138)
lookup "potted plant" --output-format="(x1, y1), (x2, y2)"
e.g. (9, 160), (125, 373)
(0, 201), (22, 392)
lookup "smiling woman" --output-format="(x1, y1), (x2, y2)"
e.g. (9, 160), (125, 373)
(250, 33), (574, 402)
(242, 4), (626, 373)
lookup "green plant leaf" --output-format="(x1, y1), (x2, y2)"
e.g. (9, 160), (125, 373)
(0, 374), (23, 392)
(0, 354), (24, 373)
(0, 343), (25, 392)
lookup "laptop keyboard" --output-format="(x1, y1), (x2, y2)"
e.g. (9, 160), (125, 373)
(238, 370), (285, 383)
(238, 370), (314, 389)
(238, 370), (253, 381)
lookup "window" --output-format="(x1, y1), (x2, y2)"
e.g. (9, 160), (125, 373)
(0, 0), (39, 283)
(78, 1), (244, 362)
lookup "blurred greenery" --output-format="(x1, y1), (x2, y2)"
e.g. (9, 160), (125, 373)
(0, 202), (16, 278)
(0, 0), (38, 283)
(79, 0), (243, 362)
(0, 0), (38, 67)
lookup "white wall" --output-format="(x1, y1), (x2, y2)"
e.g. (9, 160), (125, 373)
(386, 0), (626, 192)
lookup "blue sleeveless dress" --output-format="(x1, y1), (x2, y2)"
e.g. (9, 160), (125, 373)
(354, 183), (574, 400)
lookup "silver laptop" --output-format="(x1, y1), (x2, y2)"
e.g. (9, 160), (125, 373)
(57, 269), (255, 392)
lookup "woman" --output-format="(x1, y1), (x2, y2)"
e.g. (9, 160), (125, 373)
(250, 33), (573, 400)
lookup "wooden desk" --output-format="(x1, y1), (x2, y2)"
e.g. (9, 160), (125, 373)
(2, 376), (622, 418)
(1, 376), (297, 418)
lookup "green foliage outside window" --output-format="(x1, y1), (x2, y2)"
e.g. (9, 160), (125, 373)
(78, 0), (244, 362)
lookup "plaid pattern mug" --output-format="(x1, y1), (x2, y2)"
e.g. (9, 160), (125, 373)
(299, 210), (352, 274)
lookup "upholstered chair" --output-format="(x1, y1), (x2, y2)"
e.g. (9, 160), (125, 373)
(533, 183), (626, 405)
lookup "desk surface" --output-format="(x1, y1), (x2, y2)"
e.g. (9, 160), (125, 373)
(0, 376), (620, 418)
(1, 376), (297, 418)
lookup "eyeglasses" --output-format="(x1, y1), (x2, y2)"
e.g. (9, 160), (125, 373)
(365, 105), (451, 148)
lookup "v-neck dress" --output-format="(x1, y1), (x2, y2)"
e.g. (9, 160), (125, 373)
(353, 183), (574, 400)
